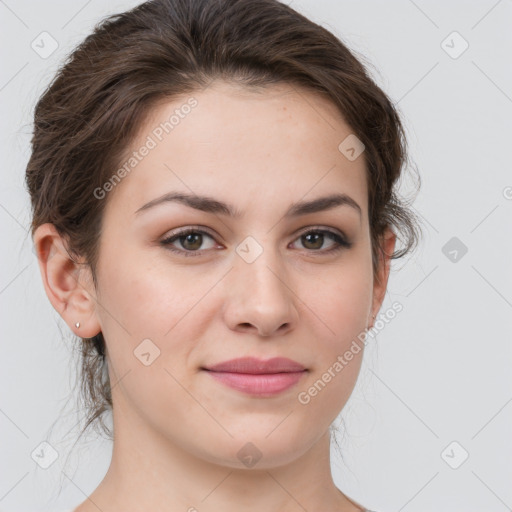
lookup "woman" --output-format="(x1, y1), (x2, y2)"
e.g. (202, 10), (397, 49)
(27, 0), (422, 510)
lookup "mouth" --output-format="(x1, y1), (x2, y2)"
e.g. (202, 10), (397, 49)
(201, 357), (308, 396)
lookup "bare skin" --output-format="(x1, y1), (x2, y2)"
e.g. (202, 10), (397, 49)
(34, 80), (395, 512)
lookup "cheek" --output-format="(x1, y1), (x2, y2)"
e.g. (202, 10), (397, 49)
(294, 277), (370, 428)
(295, 260), (372, 413)
(95, 241), (208, 340)
(294, 350), (363, 443)
(94, 256), (208, 431)
(94, 247), (220, 399)
(304, 260), (373, 345)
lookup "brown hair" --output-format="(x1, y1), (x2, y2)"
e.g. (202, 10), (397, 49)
(26, 0), (422, 442)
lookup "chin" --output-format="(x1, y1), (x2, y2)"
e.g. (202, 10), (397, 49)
(190, 429), (319, 470)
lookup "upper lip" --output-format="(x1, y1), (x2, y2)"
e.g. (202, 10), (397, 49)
(202, 357), (306, 374)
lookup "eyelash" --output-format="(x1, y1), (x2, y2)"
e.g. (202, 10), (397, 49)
(160, 225), (352, 258)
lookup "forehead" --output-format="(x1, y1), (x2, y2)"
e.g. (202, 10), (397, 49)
(105, 80), (368, 221)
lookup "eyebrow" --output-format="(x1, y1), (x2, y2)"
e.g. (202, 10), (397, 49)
(134, 191), (362, 219)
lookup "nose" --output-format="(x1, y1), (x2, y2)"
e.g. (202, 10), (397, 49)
(222, 242), (299, 338)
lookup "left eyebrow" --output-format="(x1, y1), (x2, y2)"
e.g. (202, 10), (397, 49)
(134, 191), (362, 219)
(285, 193), (362, 219)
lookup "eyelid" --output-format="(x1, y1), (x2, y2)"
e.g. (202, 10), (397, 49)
(161, 224), (347, 242)
(160, 224), (352, 256)
(161, 224), (217, 240)
(294, 224), (347, 239)
(159, 225), (220, 257)
(291, 225), (352, 252)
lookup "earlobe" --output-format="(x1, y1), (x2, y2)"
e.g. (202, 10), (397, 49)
(33, 223), (101, 338)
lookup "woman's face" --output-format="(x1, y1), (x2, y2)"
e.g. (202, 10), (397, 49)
(90, 80), (393, 468)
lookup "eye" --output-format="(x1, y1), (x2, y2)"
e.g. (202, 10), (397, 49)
(290, 227), (352, 254)
(160, 226), (352, 257)
(160, 227), (218, 257)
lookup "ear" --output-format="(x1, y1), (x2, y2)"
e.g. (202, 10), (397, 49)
(33, 223), (101, 338)
(369, 226), (396, 328)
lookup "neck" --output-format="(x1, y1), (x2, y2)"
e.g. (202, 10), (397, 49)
(77, 402), (364, 512)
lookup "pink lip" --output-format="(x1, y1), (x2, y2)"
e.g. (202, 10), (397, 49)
(202, 357), (307, 396)
(204, 356), (306, 373)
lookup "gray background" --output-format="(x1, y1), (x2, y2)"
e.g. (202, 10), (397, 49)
(1, 1), (511, 511)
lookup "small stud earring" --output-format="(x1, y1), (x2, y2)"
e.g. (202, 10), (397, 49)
(75, 322), (80, 328)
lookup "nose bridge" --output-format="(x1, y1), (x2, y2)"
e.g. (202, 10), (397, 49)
(224, 232), (298, 336)
(235, 233), (284, 292)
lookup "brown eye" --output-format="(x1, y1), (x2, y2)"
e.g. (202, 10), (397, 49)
(179, 232), (203, 251)
(301, 232), (325, 250)
(291, 229), (352, 253)
(160, 228), (217, 257)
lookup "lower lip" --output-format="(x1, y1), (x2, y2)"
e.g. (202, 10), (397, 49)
(203, 370), (306, 396)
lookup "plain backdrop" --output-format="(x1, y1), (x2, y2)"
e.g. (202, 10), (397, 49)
(1, 1), (511, 511)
